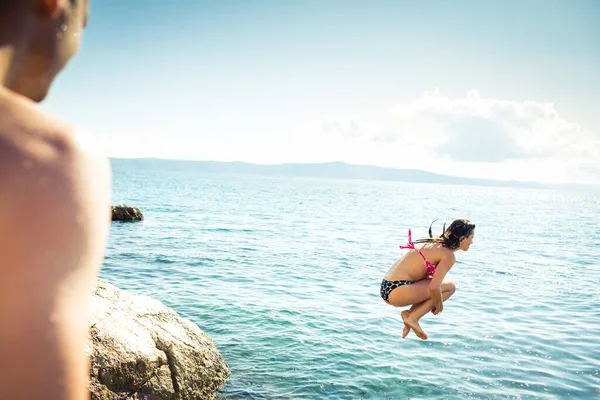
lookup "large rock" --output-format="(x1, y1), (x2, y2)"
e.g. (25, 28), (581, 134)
(111, 205), (144, 222)
(88, 280), (230, 400)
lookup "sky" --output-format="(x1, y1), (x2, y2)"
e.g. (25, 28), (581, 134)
(40, 0), (600, 184)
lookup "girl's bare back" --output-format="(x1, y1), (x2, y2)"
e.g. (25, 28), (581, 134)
(384, 243), (446, 282)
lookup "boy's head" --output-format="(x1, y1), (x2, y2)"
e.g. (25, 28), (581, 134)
(1, 0), (90, 102)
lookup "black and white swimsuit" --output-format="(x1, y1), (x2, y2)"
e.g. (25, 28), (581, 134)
(380, 279), (413, 302)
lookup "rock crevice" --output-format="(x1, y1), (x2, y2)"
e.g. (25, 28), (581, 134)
(153, 338), (180, 397)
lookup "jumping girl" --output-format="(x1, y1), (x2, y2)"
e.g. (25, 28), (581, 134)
(381, 219), (476, 340)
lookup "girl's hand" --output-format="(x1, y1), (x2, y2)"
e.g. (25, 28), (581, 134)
(432, 305), (443, 315)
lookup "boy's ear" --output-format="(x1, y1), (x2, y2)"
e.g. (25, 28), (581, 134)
(36, 0), (61, 19)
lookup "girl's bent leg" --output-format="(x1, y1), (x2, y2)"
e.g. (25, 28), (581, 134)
(403, 283), (456, 340)
(388, 279), (456, 308)
(387, 280), (431, 307)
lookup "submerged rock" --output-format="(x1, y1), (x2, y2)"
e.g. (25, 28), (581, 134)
(111, 205), (144, 222)
(88, 280), (230, 400)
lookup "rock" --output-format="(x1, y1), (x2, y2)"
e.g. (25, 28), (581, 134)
(111, 205), (144, 222)
(88, 280), (230, 400)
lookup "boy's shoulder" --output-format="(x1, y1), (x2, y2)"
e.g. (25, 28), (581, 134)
(0, 90), (109, 191)
(0, 90), (111, 232)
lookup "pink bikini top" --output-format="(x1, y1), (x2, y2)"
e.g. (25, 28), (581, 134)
(399, 229), (437, 278)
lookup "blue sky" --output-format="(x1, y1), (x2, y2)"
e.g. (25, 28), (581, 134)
(41, 0), (600, 184)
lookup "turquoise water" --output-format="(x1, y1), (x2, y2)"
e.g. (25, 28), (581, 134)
(104, 159), (600, 399)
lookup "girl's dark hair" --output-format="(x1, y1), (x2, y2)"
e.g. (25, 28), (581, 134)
(414, 219), (475, 250)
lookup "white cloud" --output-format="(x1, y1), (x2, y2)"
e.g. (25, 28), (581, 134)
(387, 89), (599, 165)
(434, 116), (525, 162)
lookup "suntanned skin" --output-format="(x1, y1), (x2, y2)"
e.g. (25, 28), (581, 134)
(383, 231), (475, 340)
(0, 1), (111, 399)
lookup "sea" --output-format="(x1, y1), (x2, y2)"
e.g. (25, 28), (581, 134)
(102, 158), (600, 400)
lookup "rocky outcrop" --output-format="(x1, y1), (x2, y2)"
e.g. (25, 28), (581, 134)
(111, 205), (144, 222)
(88, 280), (230, 400)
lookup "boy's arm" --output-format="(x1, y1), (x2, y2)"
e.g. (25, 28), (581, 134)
(0, 127), (111, 400)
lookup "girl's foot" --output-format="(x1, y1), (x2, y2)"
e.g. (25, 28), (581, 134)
(403, 317), (428, 340)
(400, 310), (411, 338)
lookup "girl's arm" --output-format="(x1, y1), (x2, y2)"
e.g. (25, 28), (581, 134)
(428, 251), (455, 313)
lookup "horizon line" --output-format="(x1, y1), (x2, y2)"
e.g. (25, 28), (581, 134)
(109, 156), (598, 189)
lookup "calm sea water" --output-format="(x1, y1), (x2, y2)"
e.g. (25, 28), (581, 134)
(103, 159), (600, 400)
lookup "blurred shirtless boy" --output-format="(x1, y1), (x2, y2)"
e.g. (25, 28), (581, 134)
(0, 1), (111, 399)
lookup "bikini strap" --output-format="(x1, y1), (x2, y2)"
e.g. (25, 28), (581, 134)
(399, 229), (414, 250)
(399, 229), (428, 262)
(400, 229), (436, 277)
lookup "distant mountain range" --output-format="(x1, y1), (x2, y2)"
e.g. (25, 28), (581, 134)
(111, 158), (597, 191)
